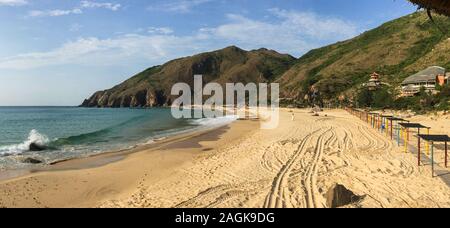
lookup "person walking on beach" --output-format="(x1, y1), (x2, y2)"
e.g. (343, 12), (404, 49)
(291, 112), (295, 121)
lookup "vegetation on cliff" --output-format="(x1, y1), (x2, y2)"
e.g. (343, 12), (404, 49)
(81, 46), (295, 107)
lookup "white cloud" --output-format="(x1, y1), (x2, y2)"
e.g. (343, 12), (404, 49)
(28, 1), (121, 17)
(29, 8), (83, 17)
(147, 27), (174, 35)
(199, 9), (359, 54)
(268, 8), (358, 40)
(147, 0), (212, 13)
(0, 0), (27, 6)
(1, 9), (362, 70)
(0, 34), (208, 69)
(80, 1), (121, 11)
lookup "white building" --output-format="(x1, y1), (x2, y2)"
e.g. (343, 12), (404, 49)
(401, 66), (446, 97)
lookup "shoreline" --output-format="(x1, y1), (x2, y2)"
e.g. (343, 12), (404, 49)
(0, 109), (449, 208)
(0, 113), (240, 181)
(0, 118), (260, 208)
(0, 119), (252, 178)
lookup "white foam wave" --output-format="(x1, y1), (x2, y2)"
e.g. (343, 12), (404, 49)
(0, 130), (50, 156)
(190, 115), (239, 128)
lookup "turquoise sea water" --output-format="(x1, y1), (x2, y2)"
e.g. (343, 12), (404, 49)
(0, 107), (236, 169)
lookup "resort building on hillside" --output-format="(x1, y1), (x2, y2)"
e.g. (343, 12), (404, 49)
(401, 66), (449, 97)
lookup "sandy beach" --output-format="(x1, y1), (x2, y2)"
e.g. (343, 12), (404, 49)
(0, 109), (449, 208)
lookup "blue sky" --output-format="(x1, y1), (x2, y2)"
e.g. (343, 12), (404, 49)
(0, 0), (417, 106)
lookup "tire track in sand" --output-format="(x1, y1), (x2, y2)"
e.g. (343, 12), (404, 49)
(263, 128), (325, 208)
(303, 127), (333, 208)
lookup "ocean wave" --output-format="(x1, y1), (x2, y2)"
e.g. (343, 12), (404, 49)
(0, 114), (238, 159)
(51, 114), (148, 146)
(0, 129), (50, 156)
(51, 128), (111, 146)
(189, 115), (239, 128)
(0, 114), (156, 157)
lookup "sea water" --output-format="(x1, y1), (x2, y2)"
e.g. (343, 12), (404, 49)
(0, 107), (237, 169)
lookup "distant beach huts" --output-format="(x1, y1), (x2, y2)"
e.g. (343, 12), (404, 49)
(401, 66), (449, 97)
(345, 107), (449, 178)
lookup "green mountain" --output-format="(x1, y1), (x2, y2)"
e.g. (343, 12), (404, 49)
(81, 11), (450, 107)
(277, 11), (450, 101)
(81, 46), (295, 107)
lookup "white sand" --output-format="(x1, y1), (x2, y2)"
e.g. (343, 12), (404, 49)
(101, 109), (450, 208)
(1, 109), (449, 208)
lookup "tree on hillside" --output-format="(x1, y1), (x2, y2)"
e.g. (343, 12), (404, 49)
(409, 1), (450, 33)
(372, 87), (394, 108)
(409, 0), (450, 17)
(356, 89), (373, 108)
(355, 86), (396, 109)
(436, 84), (450, 110)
